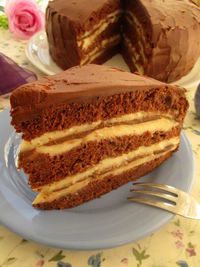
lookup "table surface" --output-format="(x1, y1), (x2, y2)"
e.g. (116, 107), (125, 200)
(0, 25), (200, 267)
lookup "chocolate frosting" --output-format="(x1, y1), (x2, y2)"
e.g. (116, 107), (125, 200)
(138, 0), (200, 82)
(48, 0), (120, 27)
(46, 0), (200, 82)
(10, 64), (185, 115)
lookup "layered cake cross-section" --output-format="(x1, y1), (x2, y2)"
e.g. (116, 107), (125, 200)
(10, 64), (189, 209)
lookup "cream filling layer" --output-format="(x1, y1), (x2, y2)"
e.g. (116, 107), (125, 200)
(80, 34), (120, 65)
(124, 34), (147, 65)
(33, 139), (178, 204)
(125, 11), (147, 51)
(23, 117), (178, 156)
(124, 11), (151, 72)
(20, 112), (174, 153)
(123, 35), (145, 74)
(78, 10), (122, 51)
(35, 136), (179, 192)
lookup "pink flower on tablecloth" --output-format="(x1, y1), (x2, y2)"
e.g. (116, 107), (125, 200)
(5, 0), (44, 40)
(175, 240), (184, 249)
(186, 247), (196, 257)
(35, 259), (45, 267)
(171, 229), (183, 240)
(121, 258), (128, 265)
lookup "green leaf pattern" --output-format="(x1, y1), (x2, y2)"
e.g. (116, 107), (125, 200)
(0, 13), (8, 30)
(0, 6), (4, 12)
(3, 258), (17, 266)
(48, 251), (66, 262)
(132, 247), (150, 267)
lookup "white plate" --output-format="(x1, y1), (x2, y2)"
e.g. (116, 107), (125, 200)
(26, 31), (200, 89)
(0, 109), (194, 250)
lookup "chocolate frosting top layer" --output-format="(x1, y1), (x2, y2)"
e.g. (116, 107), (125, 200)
(138, 0), (200, 82)
(11, 64), (178, 108)
(48, 0), (120, 27)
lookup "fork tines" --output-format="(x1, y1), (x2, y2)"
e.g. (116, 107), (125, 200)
(128, 182), (200, 219)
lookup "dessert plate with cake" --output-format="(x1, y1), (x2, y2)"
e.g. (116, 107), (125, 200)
(0, 64), (195, 249)
(26, 0), (200, 87)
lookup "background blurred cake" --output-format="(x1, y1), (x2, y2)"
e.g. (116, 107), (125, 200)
(45, 0), (200, 82)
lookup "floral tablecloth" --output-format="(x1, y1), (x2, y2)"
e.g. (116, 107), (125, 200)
(0, 26), (200, 267)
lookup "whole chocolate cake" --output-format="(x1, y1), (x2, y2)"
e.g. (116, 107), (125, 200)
(10, 64), (188, 209)
(46, 0), (200, 82)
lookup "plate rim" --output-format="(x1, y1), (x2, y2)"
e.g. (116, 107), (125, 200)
(0, 108), (195, 250)
(25, 32), (56, 76)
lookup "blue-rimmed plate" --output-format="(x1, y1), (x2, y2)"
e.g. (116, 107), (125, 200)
(0, 109), (194, 250)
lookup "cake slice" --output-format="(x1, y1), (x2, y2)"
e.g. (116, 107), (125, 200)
(10, 64), (188, 209)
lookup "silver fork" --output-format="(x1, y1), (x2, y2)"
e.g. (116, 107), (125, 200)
(128, 182), (200, 219)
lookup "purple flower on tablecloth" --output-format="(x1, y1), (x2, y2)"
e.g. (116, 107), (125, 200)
(121, 258), (128, 265)
(175, 240), (184, 249)
(36, 259), (45, 267)
(171, 229), (183, 240)
(176, 260), (189, 267)
(88, 253), (102, 267)
(57, 262), (72, 267)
